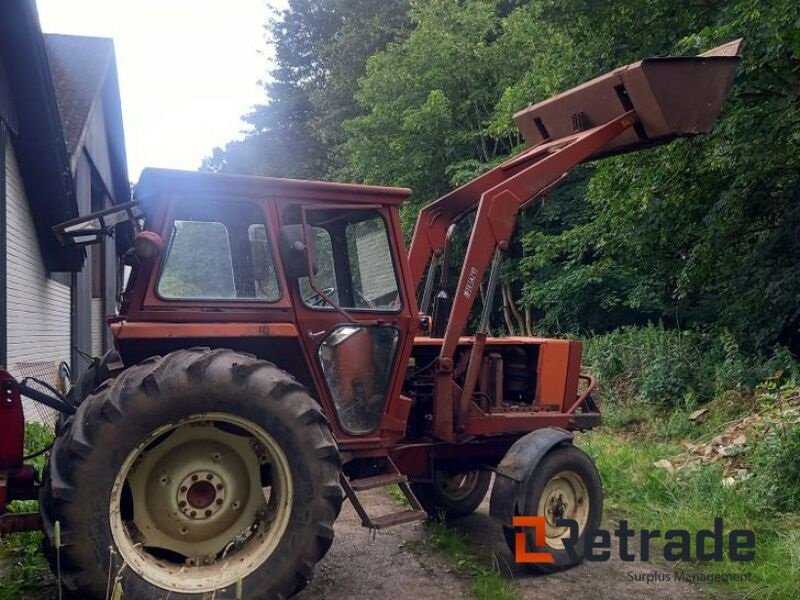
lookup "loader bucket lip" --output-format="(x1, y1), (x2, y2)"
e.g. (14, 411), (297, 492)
(513, 39), (743, 159)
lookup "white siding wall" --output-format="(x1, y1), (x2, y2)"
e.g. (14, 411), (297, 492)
(90, 297), (104, 356)
(5, 137), (71, 424)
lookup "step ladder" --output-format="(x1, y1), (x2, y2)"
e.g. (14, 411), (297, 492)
(341, 458), (427, 530)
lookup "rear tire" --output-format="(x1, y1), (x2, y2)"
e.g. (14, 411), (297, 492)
(41, 348), (343, 599)
(502, 444), (602, 573)
(411, 469), (491, 519)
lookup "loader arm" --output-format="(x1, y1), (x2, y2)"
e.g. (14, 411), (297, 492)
(407, 40), (742, 442)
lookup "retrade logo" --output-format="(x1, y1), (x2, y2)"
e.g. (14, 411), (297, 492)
(512, 516), (755, 564)
(512, 516), (555, 563)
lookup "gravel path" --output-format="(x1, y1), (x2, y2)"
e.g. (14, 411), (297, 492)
(299, 489), (470, 599)
(303, 488), (729, 600)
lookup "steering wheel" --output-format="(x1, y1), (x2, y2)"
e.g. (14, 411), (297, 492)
(303, 287), (335, 307)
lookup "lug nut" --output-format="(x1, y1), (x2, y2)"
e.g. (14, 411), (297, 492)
(179, 500), (186, 508)
(216, 498), (223, 505)
(205, 510), (212, 517)
(216, 483), (224, 491)
(206, 474), (214, 480)
(191, 474), (199, 482)
(180, 486), (188, 493)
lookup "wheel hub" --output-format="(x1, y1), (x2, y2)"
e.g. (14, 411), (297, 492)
(178, 472), (226, 518)
(537, 470), (590, 550)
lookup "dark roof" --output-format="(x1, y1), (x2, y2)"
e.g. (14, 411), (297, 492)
(44, 34), (113, 157)
(44, 33), (129, 206)
(0, 0), (82, 271)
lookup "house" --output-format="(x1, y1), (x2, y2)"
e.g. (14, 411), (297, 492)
(0, 1), (129, 422)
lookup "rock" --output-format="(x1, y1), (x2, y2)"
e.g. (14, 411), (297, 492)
(722, 477), (736, 488)
(689, 408), (710, 422)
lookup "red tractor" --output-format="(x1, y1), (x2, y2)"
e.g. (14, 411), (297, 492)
(0, 42), (740, 598)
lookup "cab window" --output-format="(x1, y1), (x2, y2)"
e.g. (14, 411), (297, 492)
(298, 208), (400, 311)
(158, 200), (280, 301)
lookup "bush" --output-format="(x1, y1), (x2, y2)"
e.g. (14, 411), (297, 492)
(583, 324), (798, 408)
(751, 419), (800, 513)
(584, 324), (715, 407)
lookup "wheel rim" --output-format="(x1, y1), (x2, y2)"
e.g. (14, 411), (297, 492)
(109, 412), (293, 593)
(536, 470), (589, 551)
(434, 470), (482, 502)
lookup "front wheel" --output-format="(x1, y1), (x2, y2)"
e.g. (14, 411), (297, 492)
(41, 348), (343, 599)
(502, 444), (602, 573)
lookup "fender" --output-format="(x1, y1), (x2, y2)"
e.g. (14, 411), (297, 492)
(489, 427), (574, 527)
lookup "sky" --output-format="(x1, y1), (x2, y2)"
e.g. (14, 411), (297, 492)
(36, 0), (288, 180)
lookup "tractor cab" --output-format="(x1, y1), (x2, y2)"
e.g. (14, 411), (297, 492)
(61, 168), (421, 447)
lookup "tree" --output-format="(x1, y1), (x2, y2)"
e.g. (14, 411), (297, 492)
(203, 0), (410, 180)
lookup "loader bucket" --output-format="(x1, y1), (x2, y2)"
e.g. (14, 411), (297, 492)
(513, 39), (742, 157)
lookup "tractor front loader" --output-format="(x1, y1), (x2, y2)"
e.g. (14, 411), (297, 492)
(0, 41), (741, 598)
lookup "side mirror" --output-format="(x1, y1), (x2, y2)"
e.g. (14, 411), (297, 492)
(279, 224), (314, 279)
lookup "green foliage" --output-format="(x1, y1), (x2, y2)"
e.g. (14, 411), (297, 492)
(424, 519), (520, 600)
(751, 420), (800, 513)
(0, 531), (48, 600)
(515, 0), (800, 350)
(581, 431), (800, 599)
(584, 324), (798, 408)
(23, 421), (53, 476)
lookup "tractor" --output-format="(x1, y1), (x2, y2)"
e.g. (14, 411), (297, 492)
(0, 41), (741, 598)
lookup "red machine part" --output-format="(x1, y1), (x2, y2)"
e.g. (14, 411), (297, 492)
(0, 369), (41, 533)
(0, 370), (24, 469)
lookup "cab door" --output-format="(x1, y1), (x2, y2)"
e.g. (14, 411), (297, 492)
(277, 203), (414, 440)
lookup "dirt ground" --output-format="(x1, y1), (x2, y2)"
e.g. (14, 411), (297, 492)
(299, 489), (470, 599)
(302, 489), (731, 600)
(1, 488), (731, 599)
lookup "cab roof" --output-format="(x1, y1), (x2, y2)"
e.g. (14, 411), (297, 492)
(135, 168), (413, 206)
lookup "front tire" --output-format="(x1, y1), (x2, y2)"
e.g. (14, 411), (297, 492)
(41, 348), (343, 599)
(502, 444), (602, 573)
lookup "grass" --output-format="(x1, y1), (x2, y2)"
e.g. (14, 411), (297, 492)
(0, 423), (54, 599)
(386, 484), (519, 600)
(424, 519), (520, 600)
(386, 484), (411, 508)
(578, 424), (800, 599)
(0, 530), (48, 600)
